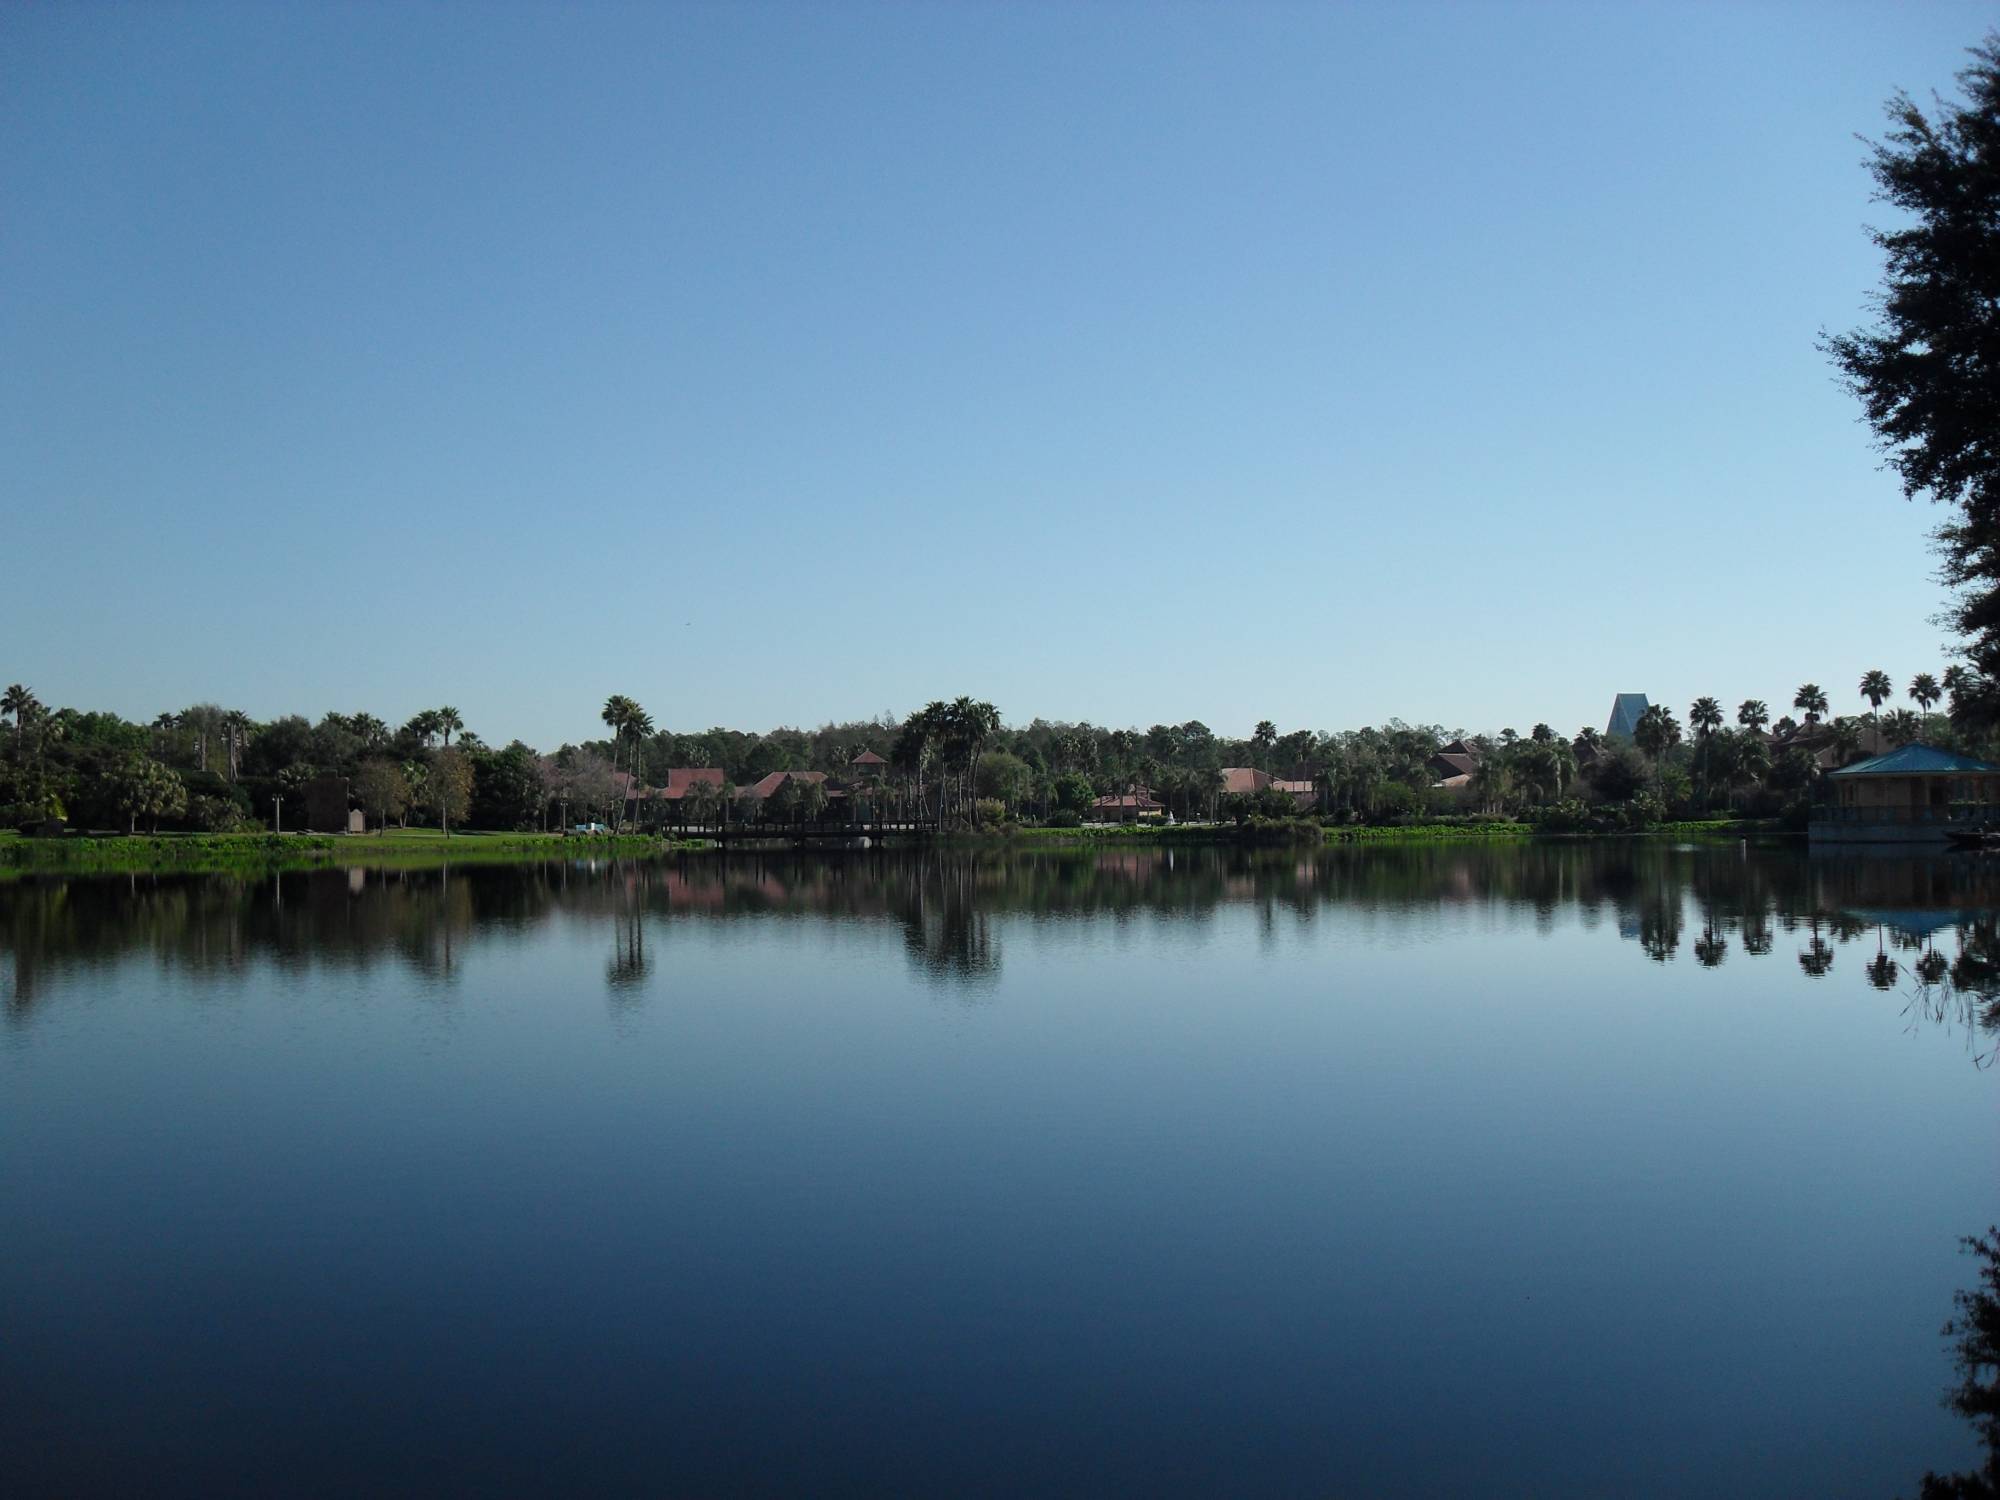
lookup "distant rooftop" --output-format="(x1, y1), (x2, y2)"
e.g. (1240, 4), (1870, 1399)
(1827, 743), (2000, 776)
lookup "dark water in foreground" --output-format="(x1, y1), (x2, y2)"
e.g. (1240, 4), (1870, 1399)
(3, 843), (1997, 1498)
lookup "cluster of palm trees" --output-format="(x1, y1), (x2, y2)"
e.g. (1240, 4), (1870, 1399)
(1790, 671), (1949, 737)
(399, 707), (465, 749)
(148, 705), (259, 780)
(891, 697), (1000, 826)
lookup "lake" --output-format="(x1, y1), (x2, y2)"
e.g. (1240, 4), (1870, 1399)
(3, 843), (1995, 1497)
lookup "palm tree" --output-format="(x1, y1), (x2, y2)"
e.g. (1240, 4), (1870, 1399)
(947, 697), (999, 824)
(1882, 708), (1920, 747)
(1467, 758), (1512, 816)
(3, 684), (39, 754)
(893, 707), (941, 820)
(182, 703), (225, 773)
(1689, 697), (1723, 738)
(1252, 720), (1277, 765)
(600, 695), (635, 824)
(1831, 716), (1863, 767)
(221, 709), (252, 782)
(351, 712), (388, 749)
(1860, 669), (1894, 717)
(436, 706), (463, 747)
(1910, 673), (1942, 714)
(1634, 704), (1681, 784)
(1727, 730), (1771, 812)
(1737, 699), (1770, 735)
(404, 709), (443, 748)
(1793, 684), (1829, 726)
(623, 704), (655, 827)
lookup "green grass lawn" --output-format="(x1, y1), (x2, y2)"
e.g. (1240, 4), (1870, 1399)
(0, 826), (682, 875)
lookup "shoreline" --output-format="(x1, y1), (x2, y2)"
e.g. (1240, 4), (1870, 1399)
(0, 819), (1785, 876)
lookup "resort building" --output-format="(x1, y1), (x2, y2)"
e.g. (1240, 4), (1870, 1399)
(1091, 790), (1166, 822)
(1428, 740), (1481, 788)
(1218, 767), (1316, 809)
(1810, 743), (2000, 845)
(658, 767), (726, 803)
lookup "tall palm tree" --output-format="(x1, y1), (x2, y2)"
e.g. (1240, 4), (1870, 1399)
(222, 709), (252, 782)
(1734, 732), (1770, 810)
(1689, 697), (1723, 738)
(436, 706), (463, 747)
(623, 704), (655, 828)
(182, 703), (225, 773)
(600, 695), (635, 812)
(1860, 669), (1894, 717)
(892, 707), (941, 819)
(1793, 684), (1829, 726)
(3, 684), (40, 754)
(939, 697), (996, 824)
(1252, 720), (1277, 766)
(351, 712), (388, 749)
(1634, 704), (1682, 785)
(1737, 699), (1770, 735)
(1910, 673), (1942, 714)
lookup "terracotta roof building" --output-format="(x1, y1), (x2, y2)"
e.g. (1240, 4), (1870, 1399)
(738, 770), (829, 801)
(658, 768), (726, 800)
(1091, 790), (1166, 821)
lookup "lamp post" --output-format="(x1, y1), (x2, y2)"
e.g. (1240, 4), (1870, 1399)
(273, 793), (283, 834)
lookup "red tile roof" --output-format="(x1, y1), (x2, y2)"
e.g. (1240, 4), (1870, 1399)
(659, 767), (726, 799)
(740, 770), (829, 799)
(1092, 793), (1165, 811)
(850, 751), (887, 765)
(1219, 767), (1270, 795)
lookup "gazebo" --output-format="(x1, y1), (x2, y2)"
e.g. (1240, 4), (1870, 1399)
(1811, 743), (2000, 845)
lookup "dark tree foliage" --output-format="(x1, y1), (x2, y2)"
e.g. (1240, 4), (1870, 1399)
(1826, 38), (2000, 717)
(1916, 1228), (2000, 1499)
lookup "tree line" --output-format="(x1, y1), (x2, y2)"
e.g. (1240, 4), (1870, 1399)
(1, 664), (1987, 837)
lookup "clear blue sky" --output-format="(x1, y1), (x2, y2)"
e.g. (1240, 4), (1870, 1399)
(3, 1), (1990, 748)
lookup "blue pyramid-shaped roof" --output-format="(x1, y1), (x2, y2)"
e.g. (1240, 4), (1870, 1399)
(1827, 742), (2000, 776)
(1605, 693), (1650, 739)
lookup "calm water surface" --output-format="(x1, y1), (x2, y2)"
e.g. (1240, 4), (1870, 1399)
(3, 844), (1996, 1497)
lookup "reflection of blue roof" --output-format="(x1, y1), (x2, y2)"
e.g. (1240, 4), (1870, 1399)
(1606, 693), (1650, 739)
(1827, 743), (2000, 776)
(1844, 907), (1972, 939)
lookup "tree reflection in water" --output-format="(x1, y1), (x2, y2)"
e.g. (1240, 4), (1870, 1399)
(1914, 1229), (2000, 1499)
(7, 845), (2000, 1051)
